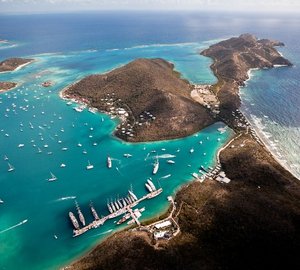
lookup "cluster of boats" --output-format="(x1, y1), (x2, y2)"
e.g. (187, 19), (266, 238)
(69, 200), (98, 230)
(107, 190), (138, 214)
(85, 156), (112, 170)
(145, 178), (158, 193)
(68, 179), (164, 235)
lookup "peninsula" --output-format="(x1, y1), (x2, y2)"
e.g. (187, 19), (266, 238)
(0, 57), (33, 73)
(66, 35), (300, 270)
(201, 33), (292, 123)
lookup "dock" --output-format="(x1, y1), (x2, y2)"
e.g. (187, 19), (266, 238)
(72, 188), (163, 237)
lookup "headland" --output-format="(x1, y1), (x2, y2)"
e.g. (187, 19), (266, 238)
(201, 33), (292, 125)
(0, 57), (33, 73)
(0, 81), (18, 93)
(65, 34), (300, 270)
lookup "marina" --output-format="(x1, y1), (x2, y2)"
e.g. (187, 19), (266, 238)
(70, 185), (163, 237)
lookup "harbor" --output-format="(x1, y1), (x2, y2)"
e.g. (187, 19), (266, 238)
(69, 182), (163, 237)
(0, 33), (233, 270)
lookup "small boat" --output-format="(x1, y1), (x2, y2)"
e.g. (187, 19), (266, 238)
(90, 201), (100, 220)
(110, 202), (116, 212)
(8, 163), (14, 172)
(152, 158), (159, 175)
(128, 190), (138, 201)
(107, 156), (112, 169)
(123, 153), (132, 158)
(167, 160), (175, 164)
(86, 160), (94, 170)
(113, 200), (119, 210)
(192, 172), (199, 179)
(69, 212), (79, 230)
(74, 105), (85, 112)
(60, 163), (66, 168)
(121, 198), (127, 207)
(75, 201), (86, 226)
(147, 179), (156, 191)
(48, 172), (57, 182)
(190, 148), (194, 153)
(117, 199), (123, 208)
(127, 196), (133, 204)
(0, 199), (3, 204)
(145, 183), (153, 193)
(18, 144), (25, 148)
(124, 197), (130, 205)
(54, 234), (58, 239)
(88, 107), (98, 114)
(107, 201), (113, 213)
(117, 213), (131, 225)
(4, 155), (8, 161)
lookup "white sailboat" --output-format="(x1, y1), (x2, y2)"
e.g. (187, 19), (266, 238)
(8, 163), (14, 172)
(147, 178), (157, 191)
(152, 158), (159, 175)
(167, 160), (175, 164)
(48, 172), (57, 182)
(107, 156), (112, 169)
(86, 160), (94, 170)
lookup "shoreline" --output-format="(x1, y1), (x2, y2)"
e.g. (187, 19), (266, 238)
(13, 60), (34, 72)
(64, 128), (233, 270)
(0, 82), (19, 94)
(240, 68), (300, 180)
(0, 59), (34, 74)
(243, 111), (300, 180)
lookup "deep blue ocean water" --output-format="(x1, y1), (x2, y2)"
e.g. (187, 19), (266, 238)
(0, 11), (299, 270)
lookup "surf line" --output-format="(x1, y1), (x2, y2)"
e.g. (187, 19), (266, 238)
(0, 219), (28, 234)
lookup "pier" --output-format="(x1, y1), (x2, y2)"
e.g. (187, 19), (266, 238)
(72, 188), (163, 237)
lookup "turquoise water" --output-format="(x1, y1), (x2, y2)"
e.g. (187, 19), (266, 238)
(1, 11), (299, 269)
(240, 42), (300, 178)
(0, 41), (232, 269)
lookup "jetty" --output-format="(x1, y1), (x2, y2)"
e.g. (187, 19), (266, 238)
(71, 188), (163, 237)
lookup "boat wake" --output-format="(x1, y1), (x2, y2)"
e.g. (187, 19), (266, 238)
(115, 167), (123, 176)
(160, 174), (172, 179)
(89, 229), (113, 238)
(156, 154), (176, 159)
(56, 196), (76, 202)
(0, 219), (28, 234)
